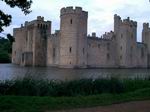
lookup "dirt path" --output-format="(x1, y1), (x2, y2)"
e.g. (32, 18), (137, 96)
(52, 100), (150, 112)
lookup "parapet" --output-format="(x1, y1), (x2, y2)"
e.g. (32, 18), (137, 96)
(24, 21), (28, 26)
(92, 32), (96, 37)
(114, 14), (121, 20)
(88, 31), (114, 41)
(55, 30), (60, 35)
(122, 17), (137, 27)
(143, 23), (149, 30)
(137, 42), (147, 48)
(60, 6), (88, 17)
(101, 31), (114, 40)
(37, 16), (44, 21)
(50, 30), (60, 38)
(23, 16), (51, 28)
(114, 14), (137, 27)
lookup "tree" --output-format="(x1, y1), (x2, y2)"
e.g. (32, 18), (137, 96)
(7, 33), (14, 43)
(0, 51), (10, 63)
(0, 37), (11, 63)
(0, 0), (32, 33)
(0, 0), (32, 63)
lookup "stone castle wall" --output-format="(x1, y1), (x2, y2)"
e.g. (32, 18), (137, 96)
(113, 14), (147, 68)
(87, 33), (117, 68)
(136, 43), (147, 67)
(47, 30), (60, 66)
(12, 27), (27, 65)
(59, 7), (88, 68)
(142, 23), (150, 67)
(12, 6), (150, 68)
(12, 16), (51, 66)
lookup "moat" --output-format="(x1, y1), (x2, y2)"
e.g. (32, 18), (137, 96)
(0, 64), (150, 81)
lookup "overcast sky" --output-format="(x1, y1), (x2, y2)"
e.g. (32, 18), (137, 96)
(0, 0), (150, 41)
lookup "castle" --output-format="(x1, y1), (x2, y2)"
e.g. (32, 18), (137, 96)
(12, 6), (150, 68)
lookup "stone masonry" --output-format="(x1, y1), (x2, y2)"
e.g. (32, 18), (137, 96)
(12, 6), (149, 68)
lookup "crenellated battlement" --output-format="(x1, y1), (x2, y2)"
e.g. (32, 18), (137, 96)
(22, 16), (51, 29)
(143, 23), (149, 30)
(88, 31), (114, 41)
(101, 31), (114, 40)
(122, 17), (137, 27)
(37, 16), (44, 21)
(114, 14), (137, 27)
(12, 6), (149, 68)
(114, 14), (121, 21)
(92, 32), (96, 37)
(60, 6), (88, 17)
(50, 30), (60, 37)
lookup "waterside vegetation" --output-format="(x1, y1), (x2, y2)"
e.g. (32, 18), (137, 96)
(0, 78), (150, 96)
(0, 78), (150, 112)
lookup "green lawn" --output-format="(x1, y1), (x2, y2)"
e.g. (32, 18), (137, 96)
(0, 88), (150, 112)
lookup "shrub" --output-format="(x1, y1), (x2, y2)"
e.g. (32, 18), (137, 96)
(0, 78), (150, 97)
(0, 51), (11, 63)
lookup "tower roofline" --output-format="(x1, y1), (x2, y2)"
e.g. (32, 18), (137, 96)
(60, 6), (88, 17)
(114, 14), (137, 27)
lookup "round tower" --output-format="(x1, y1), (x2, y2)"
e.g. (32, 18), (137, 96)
(59, 6), (88, 68)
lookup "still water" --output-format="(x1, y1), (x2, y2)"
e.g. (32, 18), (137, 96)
(0, 64), (150, 81)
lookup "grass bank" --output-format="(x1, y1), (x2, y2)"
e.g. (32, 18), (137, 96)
(0, 88), (150, 112)
(0, 78), (150, 112)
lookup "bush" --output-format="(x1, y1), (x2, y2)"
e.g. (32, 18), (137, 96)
(0, 78), (150, 97)
(0, 51), (11, 63)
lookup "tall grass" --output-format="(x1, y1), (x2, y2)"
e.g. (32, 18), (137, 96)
(0, 78), (150, 96)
